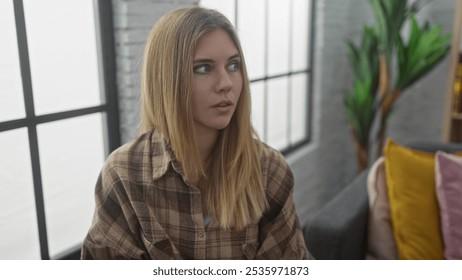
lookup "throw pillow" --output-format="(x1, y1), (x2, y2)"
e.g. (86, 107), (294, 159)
(435, 151), (462, 260)
(366, 157), (398, 259)
(384, 139), (444, 260)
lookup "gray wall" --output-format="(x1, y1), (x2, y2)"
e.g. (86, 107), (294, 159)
(111, 0), (457, 222)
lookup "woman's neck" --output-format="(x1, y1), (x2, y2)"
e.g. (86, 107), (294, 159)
(195, 127), (219, 163)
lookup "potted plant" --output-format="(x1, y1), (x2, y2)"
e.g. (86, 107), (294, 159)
(344, 0), (452, 172)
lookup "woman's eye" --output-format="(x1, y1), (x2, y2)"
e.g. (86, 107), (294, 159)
(193, 64), (211, 74)
(227, 61), (240, 72)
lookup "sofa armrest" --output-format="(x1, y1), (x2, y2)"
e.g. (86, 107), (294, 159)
(303, 170), (369, 259)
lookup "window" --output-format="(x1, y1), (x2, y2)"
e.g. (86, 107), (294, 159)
(0, 0), (119, 260)
(200, 0), (315, 153)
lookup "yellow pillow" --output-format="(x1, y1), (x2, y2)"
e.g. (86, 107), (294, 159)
(384, 139), (444, 259)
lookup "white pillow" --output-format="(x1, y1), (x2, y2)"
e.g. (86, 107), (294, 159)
(366, 157), (398, 260)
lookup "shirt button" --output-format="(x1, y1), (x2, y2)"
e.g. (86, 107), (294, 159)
(198, 231), (205, 240)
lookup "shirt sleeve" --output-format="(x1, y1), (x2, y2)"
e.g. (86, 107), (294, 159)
(255, 151), (310, 260)
(81, 163), (147, 260)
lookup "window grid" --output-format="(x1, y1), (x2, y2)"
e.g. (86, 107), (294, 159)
(0, 0), (120, 260)
(231, 0), (315, 155)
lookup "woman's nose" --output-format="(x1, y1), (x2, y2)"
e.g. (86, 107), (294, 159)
(215, 68), (233, 93)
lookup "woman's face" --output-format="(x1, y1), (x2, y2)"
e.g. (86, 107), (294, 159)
(191, 28), (243, 136)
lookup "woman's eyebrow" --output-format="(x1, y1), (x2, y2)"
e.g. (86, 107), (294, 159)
(193, 58), (214, 64)
(228, 54), (240, 61)
(193, 53), (240, 64)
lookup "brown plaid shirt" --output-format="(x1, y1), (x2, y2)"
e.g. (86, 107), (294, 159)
(81, 130), (309, 259)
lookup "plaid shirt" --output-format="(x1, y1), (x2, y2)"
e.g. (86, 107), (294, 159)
(81, 130), (309, 259)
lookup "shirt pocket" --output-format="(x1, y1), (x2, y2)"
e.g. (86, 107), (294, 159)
(141, 234), (183, 260)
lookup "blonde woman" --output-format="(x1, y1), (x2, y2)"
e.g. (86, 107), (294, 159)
(81, 7), (309, 260)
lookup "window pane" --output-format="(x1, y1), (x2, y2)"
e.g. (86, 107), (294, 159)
(291, 0), (311, 72)
(200, 0), (236, 26)
(291, 73), (308, 144)
(0, 128), (40, 259)
(267, 0), (290, 76)
(238, 0), (265, 80)
(0, 0), (26, 122)
(37, 113), (105, 258)
(23, 0), (101, 115)
(267, 77), (289, 150)
(250, 81), (265, 140)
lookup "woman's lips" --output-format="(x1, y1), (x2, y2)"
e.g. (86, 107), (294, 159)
(213, 100), (233, 107)
(212, 100), (234, 113)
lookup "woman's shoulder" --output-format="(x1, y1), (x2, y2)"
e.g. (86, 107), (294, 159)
(107, 132), (149, 158)
(253, 140), (295, 213)
(256, 140), (293, 188)
(257, 140), (290, 169)
(103, 131), (160, 173)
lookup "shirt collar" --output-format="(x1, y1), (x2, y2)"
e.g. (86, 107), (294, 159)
(150, 130), (185, 181)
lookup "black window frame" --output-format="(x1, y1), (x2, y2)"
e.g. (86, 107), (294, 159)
(0, 0), (120, 260)
(228, 0), (316, 155)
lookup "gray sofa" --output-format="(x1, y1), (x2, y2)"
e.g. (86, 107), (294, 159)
(302, 141), (462, 260)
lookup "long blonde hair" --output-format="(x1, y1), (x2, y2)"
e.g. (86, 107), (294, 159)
(140, 7), (267, 230)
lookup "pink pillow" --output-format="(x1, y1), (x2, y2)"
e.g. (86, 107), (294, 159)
(435, 151), (462, 260)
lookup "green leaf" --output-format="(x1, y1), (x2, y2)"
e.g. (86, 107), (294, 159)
(369, 0), (407, 61)
(343, 23), (381, 146)
(397, 35), (407, 76)
(346, 41), (360, 75)
(343, 75), (377, 146)
(396, 14), (451, 89)
(407, 14), (421, 56)
(369, 0), (388, 51)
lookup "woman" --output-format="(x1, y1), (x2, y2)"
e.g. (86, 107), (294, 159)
(81, 7), (309, 260)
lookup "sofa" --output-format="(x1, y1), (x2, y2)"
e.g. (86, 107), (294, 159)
(302, 140), (462, 260)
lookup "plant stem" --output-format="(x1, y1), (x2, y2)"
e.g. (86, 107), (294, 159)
(355, 143), (369, 173)
(379, 53), (389, 99)
(377, 89), (401, 157)
(349, 125), (369, 172)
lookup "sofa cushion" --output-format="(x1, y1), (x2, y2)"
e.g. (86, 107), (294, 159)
(435, 151), (462, 260)
(366, 157), (398, 259)
(384, 139), (444, 259)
